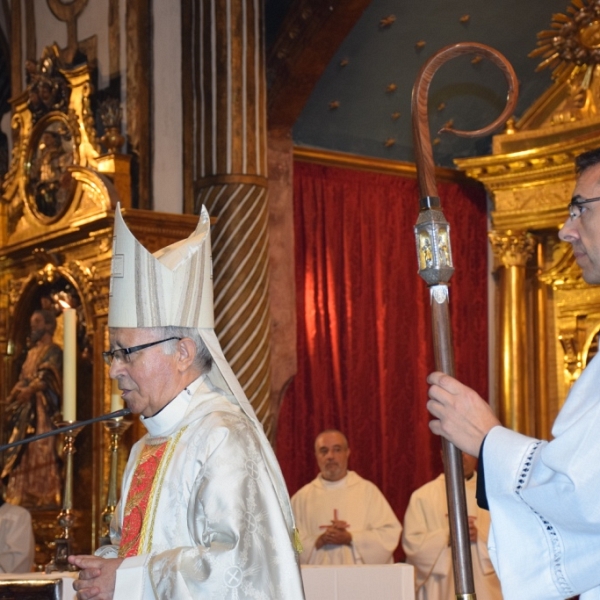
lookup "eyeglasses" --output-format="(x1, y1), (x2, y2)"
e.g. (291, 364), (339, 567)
(102, 337), (182, 366)
(568, 196), (600, 219)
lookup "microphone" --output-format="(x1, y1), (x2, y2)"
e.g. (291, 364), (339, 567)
(0, 408), (132, 453)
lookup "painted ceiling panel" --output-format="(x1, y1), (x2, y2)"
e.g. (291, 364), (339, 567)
(283, 0), (570, 166)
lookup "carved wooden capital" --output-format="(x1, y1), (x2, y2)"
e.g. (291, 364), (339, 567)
(489, 230), (536, 268)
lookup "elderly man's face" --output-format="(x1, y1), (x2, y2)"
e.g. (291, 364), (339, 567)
(108, 328), (180, 417)
(560, 162), (600, 284)
(315, 431), (350, 482)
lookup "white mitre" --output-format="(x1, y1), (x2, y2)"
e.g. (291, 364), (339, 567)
(108, 205), (297, 540)
(109, 204), (213, 329)
(109, 203), (247, 410)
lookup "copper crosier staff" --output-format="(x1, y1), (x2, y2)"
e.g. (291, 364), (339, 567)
(411, 42), (518, 600)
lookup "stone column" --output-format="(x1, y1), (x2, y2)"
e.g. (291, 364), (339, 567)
(489, 230), (536, 435)
(194, 0), (274, 434)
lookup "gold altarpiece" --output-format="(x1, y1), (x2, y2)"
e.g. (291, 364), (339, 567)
(456, 63), (600, 441)
(0, 48), (198, 565)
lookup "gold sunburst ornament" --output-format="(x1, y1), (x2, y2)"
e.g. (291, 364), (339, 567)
(530, 0), (600, 80)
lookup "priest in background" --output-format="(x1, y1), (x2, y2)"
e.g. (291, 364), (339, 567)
(0, 482), (35, 573)
(291, 429), (401, 564)
(402, 452), (502, 600)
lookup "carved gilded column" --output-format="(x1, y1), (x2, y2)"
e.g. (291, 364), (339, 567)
(489, 230), (536, 435)
(190, 0), (273, 434)
(533, 242), (551, 441)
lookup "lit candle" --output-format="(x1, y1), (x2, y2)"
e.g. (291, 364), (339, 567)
(62, 308), (77, 422)
(110, 379), (123, 412)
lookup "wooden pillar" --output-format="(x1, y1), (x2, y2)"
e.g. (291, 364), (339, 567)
(126, 0), (152, 209)
(10, 0), (22, 96)
(489, 230), (536, 434)
(193, 0), (274, 434)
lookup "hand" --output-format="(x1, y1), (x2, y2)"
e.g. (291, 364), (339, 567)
(426, 372), (501, 456)
(16, 387), (35, 403)
(316, 521), (352, 548)
(69, 555), (123, 600)
(467, 516), (477, 543)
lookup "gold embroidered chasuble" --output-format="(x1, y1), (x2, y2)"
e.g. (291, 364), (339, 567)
(119, 434), (183, 558)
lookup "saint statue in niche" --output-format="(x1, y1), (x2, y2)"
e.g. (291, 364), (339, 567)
(2, 308), (63, 508)
(2, 282), (90, 509)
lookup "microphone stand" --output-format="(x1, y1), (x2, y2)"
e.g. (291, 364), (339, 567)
(0, 409), (131, 453)
(0, 408), (131, 573)
(44, 408), (132, 573)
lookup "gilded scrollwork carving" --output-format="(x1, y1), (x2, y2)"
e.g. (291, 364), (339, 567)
(457, 151), (578, 185)
(558, 331), (582, 388)
(26, 114), (77, 221)
(539, 239), (586, 289)
(81, 82), (100, 156)
(495, 181), (574, 213)
(3, 114), (25, 195)
(65, 260), (96, 302)
(25, 46), (70, 124)
(7, 279), (29, 313)
(489, 230), (536, 269)
(1, 45), (128, 242)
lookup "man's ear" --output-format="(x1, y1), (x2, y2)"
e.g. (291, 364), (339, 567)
(176, 338), (197, 372)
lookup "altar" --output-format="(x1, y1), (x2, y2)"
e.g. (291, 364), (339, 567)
(301, 563), (415, 600)
(0, 572), (76, 600)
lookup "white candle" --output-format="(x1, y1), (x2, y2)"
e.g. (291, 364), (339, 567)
(62, 308), (77, 422)
(110, 379), (123, 412)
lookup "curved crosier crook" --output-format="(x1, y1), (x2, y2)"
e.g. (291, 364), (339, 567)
(412, 42), (519, 198)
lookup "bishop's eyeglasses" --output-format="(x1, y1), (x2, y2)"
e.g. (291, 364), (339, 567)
(102, 337), (182, 366)
(568, 196), (600, 220)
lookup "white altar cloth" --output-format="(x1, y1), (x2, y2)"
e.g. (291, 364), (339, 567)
(301, 563), (415, 600)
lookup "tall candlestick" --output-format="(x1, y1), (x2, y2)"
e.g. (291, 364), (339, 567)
(110, 379), (123, 412)
(62, 308), (77, 422)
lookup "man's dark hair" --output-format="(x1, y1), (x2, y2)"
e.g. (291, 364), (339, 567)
(575, 148), (600, 175)
(33, 309), (57, 334)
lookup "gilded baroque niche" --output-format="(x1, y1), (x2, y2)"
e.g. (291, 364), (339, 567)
(25, 112), (78, 222)
(1, 44), (125, 248)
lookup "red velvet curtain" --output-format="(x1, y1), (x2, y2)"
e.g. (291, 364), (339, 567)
(275, 161), (489, 550)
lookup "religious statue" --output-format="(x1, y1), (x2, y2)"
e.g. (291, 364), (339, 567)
(438, 231), (450, 267)
(29, 128), (74, 218)
(420, 235), (433, 269)
(2, 310), (63, 508)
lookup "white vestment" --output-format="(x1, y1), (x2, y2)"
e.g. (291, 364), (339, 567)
(402, 473), (502, 600)
(0, 502), (34, 573)
(102, 376), (304, 599)
(483, 353), (600, 600)
(291, 471), (401, 565)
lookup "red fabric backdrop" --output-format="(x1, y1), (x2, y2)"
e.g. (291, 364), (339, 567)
(275, 161), (489, 556)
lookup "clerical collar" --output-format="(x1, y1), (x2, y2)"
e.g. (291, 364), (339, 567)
(141, 375), (204, 437)
(319, 473), (349, 489)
